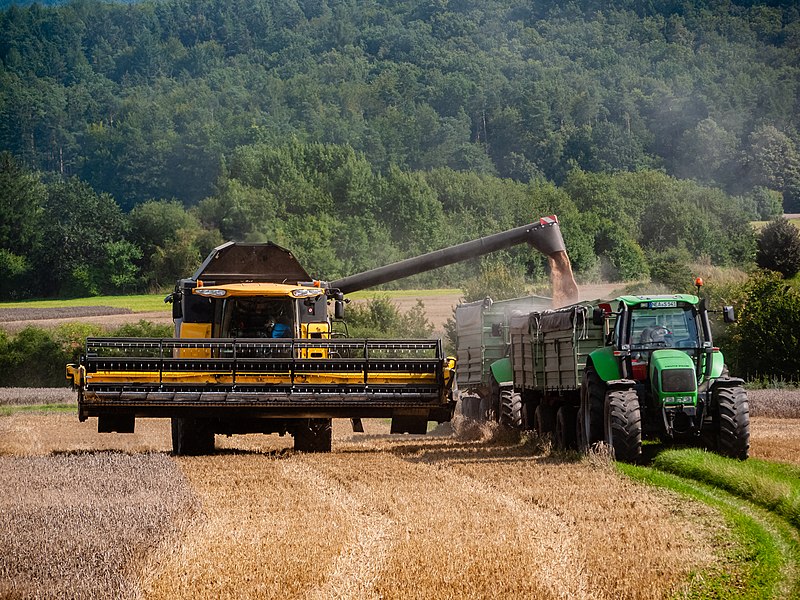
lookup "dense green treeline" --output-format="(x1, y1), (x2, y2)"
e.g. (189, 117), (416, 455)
(1, 0), (799, 210)
(1, 144), (758, 299)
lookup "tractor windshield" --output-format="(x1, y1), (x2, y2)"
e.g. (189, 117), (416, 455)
(629, 304), (699, 350)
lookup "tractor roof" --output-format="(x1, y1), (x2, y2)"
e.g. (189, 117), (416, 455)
(616, 294), (700, 307)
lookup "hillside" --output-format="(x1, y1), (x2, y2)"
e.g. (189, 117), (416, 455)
(1, 0), (797, 299)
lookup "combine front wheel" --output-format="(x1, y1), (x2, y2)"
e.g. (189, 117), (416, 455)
(171, 418), (215, 456)
(604, 388), (642, 463)
(294, 418), (333, 453)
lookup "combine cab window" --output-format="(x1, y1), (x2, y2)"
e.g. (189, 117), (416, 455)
(629, 304), (699, 350)
(218, 297), (295, 338)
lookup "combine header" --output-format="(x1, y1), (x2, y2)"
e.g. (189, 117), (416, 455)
(67, 216), (573, 454)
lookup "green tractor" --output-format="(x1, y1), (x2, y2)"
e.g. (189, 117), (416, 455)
(456, 290), (751, 462)
(580, 294), (749, 461)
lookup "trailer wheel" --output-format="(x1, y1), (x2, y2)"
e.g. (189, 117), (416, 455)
(499, 388), (523, 429)
(171, 418), (215, 456)
(294, 418), (333, 453)
(554, 406), (577, 450)
(715, 386), (750, 460)
(533, 404), (556, 436)
(580, 366), (606, 448)
(604, 388), (642, 463)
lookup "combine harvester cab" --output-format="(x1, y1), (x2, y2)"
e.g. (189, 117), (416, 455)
(457, 287), (749, 462)
(68, 216), (573, 455)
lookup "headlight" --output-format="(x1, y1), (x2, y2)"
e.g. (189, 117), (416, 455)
(194, 288), (227, 297)
(291, 288), (322, 298)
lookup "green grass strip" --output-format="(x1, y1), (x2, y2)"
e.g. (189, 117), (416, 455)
(0, 294), (169, 312)
(653, 449), (800, 531)
(0, 289), (463, 311)
(0, 403), (76, 416)
(621, 463), (800, 599)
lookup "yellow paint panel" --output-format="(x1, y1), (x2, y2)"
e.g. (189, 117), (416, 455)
(178, 323), (212, 357)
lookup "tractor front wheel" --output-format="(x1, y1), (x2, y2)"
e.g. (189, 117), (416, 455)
(715, 386), (750, 460)
(604, 388), (642, 463)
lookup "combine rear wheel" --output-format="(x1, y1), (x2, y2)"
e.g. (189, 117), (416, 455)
(604, 388), (642, 463)
(498, 388), (523, 429)
(715, 386), (750, 460)
(171, 418), (215, 456)
(554, 406), (577, 450)
(294, 418), (333, 453)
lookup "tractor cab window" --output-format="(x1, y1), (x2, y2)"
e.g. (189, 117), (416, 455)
(629, 304), (699, 350)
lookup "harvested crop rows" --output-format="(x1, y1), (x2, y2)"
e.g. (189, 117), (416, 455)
(1, 390), (799, 599)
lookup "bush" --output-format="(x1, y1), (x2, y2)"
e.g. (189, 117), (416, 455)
(756, 218), (800, 278)
(0, 327), (68, 387)
(727, 271), (800, 381)
(345, 296), (434, 339)
(648, 247), (695, 293)
(461, 262), (528, 303)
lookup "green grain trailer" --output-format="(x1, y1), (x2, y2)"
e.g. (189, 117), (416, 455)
(454, 295), (550, 420)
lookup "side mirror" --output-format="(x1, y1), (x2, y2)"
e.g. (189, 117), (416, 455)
(592, 307), (605, 326)
(723, 305), (736, 323)
(491, 323), (502, 337)
(169, 292), (183, 320)
(335, 299), (345, 320)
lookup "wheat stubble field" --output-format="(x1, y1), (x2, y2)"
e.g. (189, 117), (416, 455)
(1, 389), (799, 599)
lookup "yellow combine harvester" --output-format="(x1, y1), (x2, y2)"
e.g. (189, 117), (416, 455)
(67, 216), (572, 454)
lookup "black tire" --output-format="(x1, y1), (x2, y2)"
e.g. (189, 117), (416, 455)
(171, 417), (215, 456)
(580, 365), (606, 448)
(533, 403), (556, 436)
(554, 406), (577, 450)
(576, 406), (587, 451)
(499, 388), (523, 429)
(604, 388), (642, 463)
(459, 394), (479, 420)
(715, 386), (750, 460)
(486, 375), (501, 422)
(294, 418), (333, 453)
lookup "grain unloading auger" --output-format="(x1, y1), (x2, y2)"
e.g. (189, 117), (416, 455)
(67, 216), (574, 454)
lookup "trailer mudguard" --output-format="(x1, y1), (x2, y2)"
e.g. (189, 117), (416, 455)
(489, 357), (513, 386)
(587, 347), (622, 382)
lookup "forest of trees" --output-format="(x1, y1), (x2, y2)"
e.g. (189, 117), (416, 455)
(1, 0), (798, 299)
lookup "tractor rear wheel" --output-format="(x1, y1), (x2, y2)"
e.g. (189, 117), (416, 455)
(294, 418), (333, 453)
(604, 388), (642, 463)
(499, 388), (523, 429)
(715, 386), (750, 460)
(579, 365), (606, 449)
(171, 417), (215, 456)
(554, 406), (577, 450)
